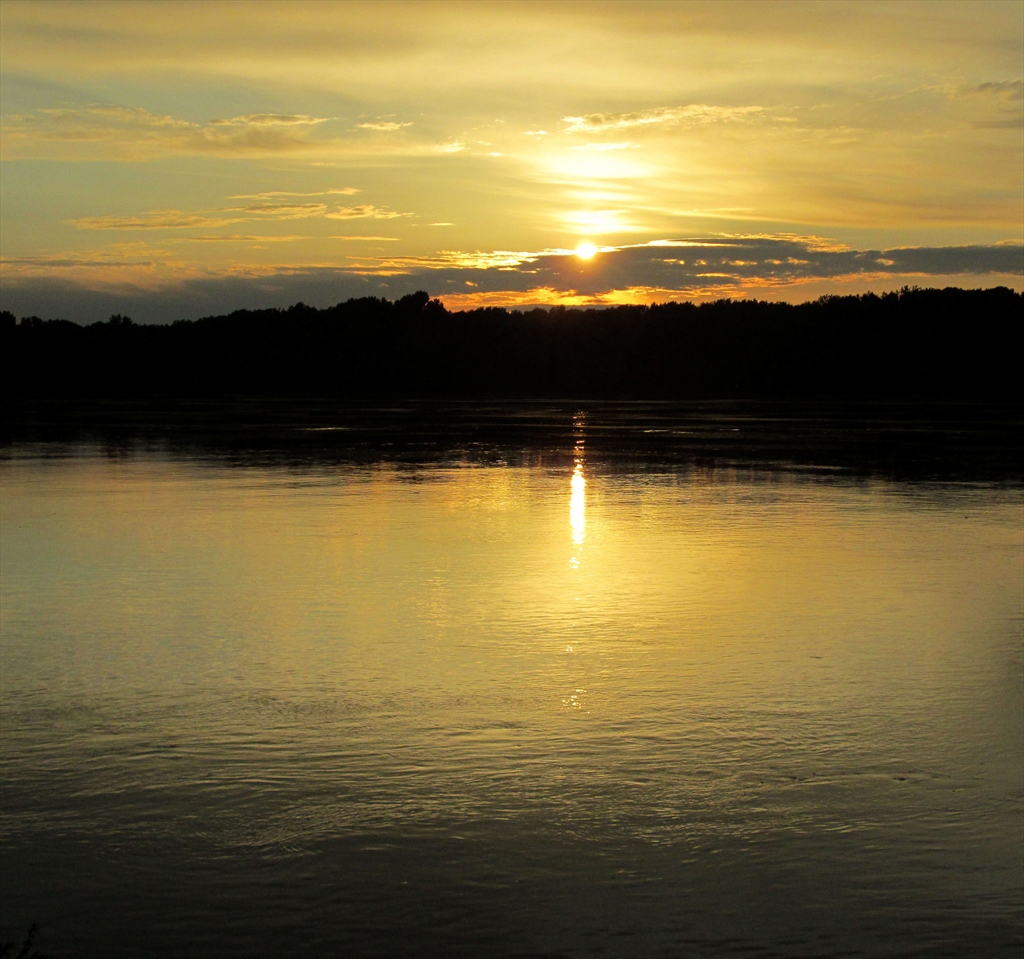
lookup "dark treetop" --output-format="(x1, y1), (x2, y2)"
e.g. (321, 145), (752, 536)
(2, 286), (1021, 400)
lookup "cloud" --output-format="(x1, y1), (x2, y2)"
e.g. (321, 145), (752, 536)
(324, 205), (410, 220)
(0, 106), (336, 160)
(952, 79), (1024, 130)
(69, 199), (412, 230)
(1, 246), (167, 270)
(344, 250), (542, 272)
(230, 202), (330, 218)
(228, 188), (361, 199)
(965, 80), (1024, 100)
(0, 241), (196, 297)
(70, 210), (247, 230)
(562, 104), (765, 134)
(3, 237), (1019, 323)
(971, 117), (1024, 130)
(172, 235), (314, 243)
(0, 106), (458, 161)
(167, 234), (400, 243)
(356, 121), (414, 131)
(341, 237), (1024, 303)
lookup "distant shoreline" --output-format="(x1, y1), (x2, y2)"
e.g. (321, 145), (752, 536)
(3, 286), (1021, 402)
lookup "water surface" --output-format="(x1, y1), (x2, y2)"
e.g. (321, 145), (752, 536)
(1, 407), (1021, 957)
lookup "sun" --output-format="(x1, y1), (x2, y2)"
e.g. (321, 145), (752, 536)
(575, 242), (597, 260)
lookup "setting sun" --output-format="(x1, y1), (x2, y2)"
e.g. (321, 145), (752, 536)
(575, 242), (597, 260)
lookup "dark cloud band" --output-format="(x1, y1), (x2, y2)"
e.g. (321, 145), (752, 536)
(2, 237), (1020, 324)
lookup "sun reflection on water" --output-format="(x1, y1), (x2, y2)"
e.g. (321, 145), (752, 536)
(570, 413), (586, 551)
(570, 464), (586, 545)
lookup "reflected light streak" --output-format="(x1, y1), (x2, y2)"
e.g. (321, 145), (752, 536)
(570, 463), (586, 545)
(570, 413), (586, 547)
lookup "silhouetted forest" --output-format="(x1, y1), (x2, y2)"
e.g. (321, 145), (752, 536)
(2, 286), (1021, 400)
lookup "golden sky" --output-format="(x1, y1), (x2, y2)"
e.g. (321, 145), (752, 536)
(1, 0), (1021, 321)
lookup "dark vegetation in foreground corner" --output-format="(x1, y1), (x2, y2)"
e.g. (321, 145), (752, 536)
(2, 286), (1021, 400)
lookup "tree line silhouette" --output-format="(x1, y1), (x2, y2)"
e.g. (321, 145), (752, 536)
(2, 286), (1020, 399)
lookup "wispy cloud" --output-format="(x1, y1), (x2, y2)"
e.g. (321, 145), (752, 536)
(0, 106), (459, 161)
(344, 249), (545, 272)
(0, 241), (197, 294)
(562, 105), (765, 134)
(324, 205), (411, 220)
(69, 200), (413, 231)
(1, 106), (334, 160)
(173, 235), (314, 243)
(944, 78), (1024, 130)
(171, 234), (400, 243)
(356, 120), (414, 131)
(963, 79), (1024, 100)
(1, 244), (169, 270)
(228, 188), (361, 199)
(70, 210), (247, 230)
(230, 202), (330, 219)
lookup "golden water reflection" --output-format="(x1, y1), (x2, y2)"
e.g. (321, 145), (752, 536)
(570, 413), (586, 551)
(570, 464), (585, 546)
(1, 446), (1022, 959)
